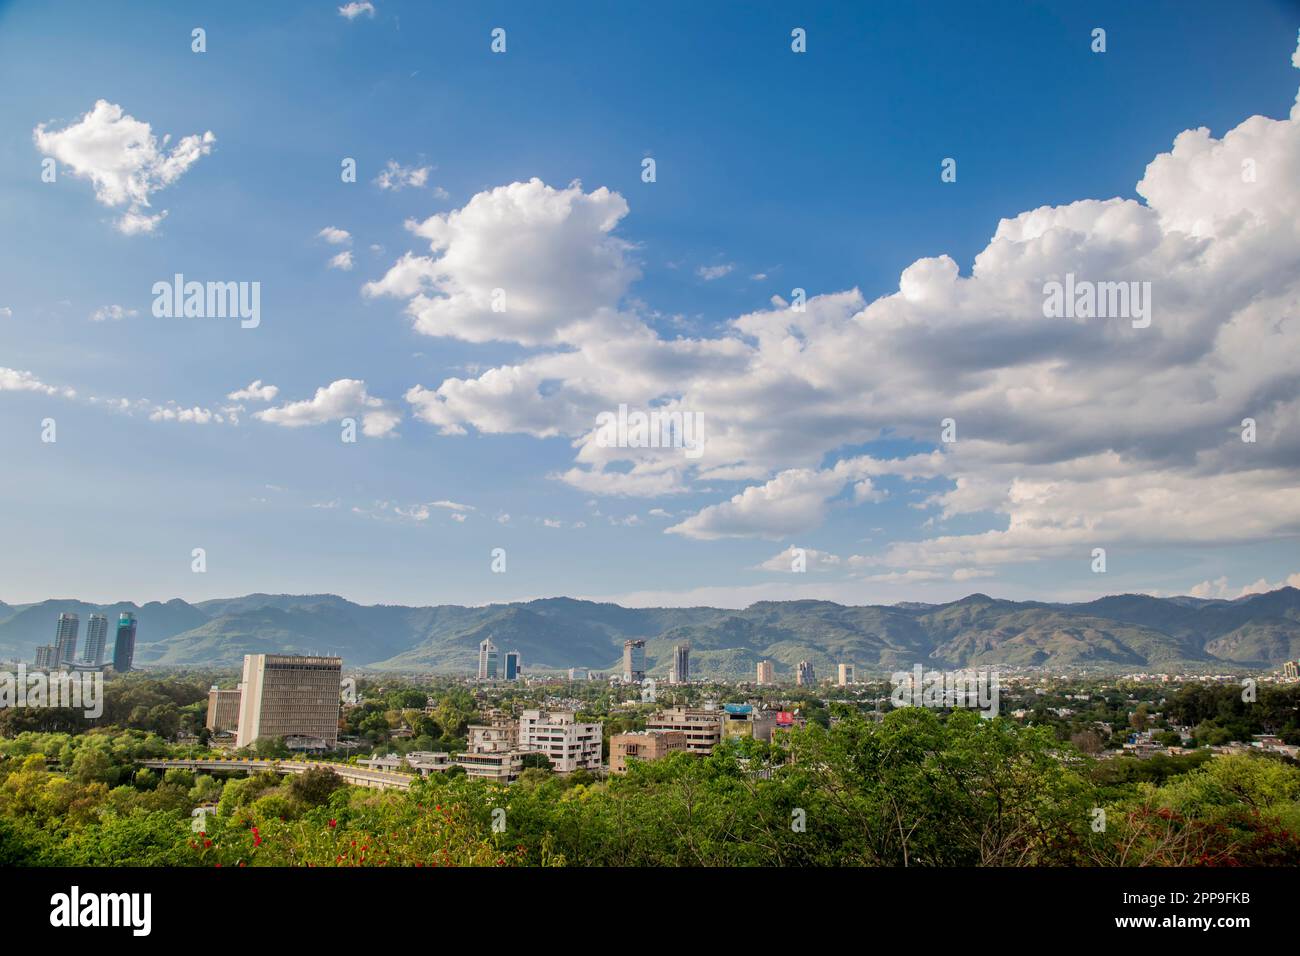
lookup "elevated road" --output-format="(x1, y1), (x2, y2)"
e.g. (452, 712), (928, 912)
(137, 756), (415, 791)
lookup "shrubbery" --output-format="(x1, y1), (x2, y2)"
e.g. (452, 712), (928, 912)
(2, 712), (1298, 866)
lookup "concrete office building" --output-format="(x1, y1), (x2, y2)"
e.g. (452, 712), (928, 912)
(504, 650), (521, 681)
(53, 613), (79, 666)
(206, 687), (243, 733)
(518, 710), (603, 772)
(622, 640), (646, 682)
(670, 644), (690, 684)
(83, 614), (109, 666)
(455, 750), (525, 783)
(838, 663), (855, 687)
(797, 660), (816, 687)
(112, 613), (137, 673)
(478, 637), (498, 680)
(610, 730), (687, 774)
(1284, 660), (1299, 680)
(756, 660), (775, 685)
(235, 654), (342, 750)
(645, 706), (724, 755)
(34, 645), (55, 669)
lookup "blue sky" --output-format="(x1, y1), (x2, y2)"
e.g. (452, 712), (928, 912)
(2, 1), (1299, 608)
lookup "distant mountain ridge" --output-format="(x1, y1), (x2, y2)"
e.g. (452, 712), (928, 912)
(2, 588), (1298, 677)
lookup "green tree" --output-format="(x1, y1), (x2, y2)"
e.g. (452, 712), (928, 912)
(288, 767), (346, 807)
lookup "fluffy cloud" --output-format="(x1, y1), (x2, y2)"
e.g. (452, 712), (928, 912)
(149, 404), (222, 424)
(33, 100), (214, 234)
(668, 463), (863, 540)
(227, 380), (278, 402)
(255, 378), (400, 437)
(1189, 571), (1300, 599)
(318, 226), (351, 245)
(374, 160), (432, 191)
(757, 546), (842, 572)
(328, 250), (354, 271)
(697, 263), (734, 280)
(372, 41), (1300, 578)
(0, 367), (76, 399)
(365, 178), (638, 345)
(338, 2), (375, 19)
(90, 304), (137, 321)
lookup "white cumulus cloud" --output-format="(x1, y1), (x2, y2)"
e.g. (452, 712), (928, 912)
(0, 367), (77, 399)
(255, 378), (400, 437)
(90, 304), (137, 322)
(33, 100), (214, 234)
(226, 380), (279, 402)
(338, 2), (375, 20)
(370, 42), (1300, 581)
(366, 178), (638, 345)
(374, 160), (432, 191)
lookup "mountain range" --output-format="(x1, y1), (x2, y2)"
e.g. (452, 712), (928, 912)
(2, 587), (1299, 677)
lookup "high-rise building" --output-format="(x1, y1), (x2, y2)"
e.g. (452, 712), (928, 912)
(838, 663), (855, 687)
(518, 710), (603, 772)
(478, 637), (498, 680)
(797, 660), (815, 687)
(756, 660), (775, 685)
(206, 687), (242, 733)
(645, 706), (724, 755)
(234, 654), (342, 750)
(53, 613), (79, 666)
(504, 650), (521, 681)
(112, 612), (137, 673)
(83, 614), (109, 666)
(622, 639), (646, 682)
(34, 645), (55, 669)
(670, 644), (690, 684)
(1284, 660), (1300, 680)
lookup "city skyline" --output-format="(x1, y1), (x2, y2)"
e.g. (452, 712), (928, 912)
(2, 2), (1300, 611)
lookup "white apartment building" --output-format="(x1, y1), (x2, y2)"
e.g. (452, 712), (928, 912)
(456, 710), (527, 783)
(518, 709), (603, 772)
(467, 712), (519, 753)
(455, 750), (524, 783)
